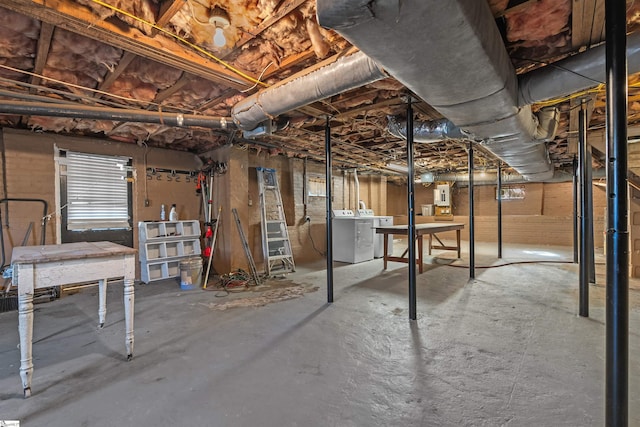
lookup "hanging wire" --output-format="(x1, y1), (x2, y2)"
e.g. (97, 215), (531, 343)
(240, 62), (275, 93)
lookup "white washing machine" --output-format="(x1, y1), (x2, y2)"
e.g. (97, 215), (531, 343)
(357, 209), (393, 258)
(332, 209), (374, 263)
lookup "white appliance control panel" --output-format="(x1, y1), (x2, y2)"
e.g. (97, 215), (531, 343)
(356, 209), (375, 217)
(332, 209), (355, 217)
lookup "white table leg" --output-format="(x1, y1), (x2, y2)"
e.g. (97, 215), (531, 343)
(18, 292), (34, 398)
(98, 278), (107, 328)
(123, 277), (134, 360)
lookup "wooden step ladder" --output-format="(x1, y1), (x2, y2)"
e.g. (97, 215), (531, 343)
(256, 167), (295, 276)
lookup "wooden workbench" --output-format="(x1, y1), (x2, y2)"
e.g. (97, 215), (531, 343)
(375, 223), (465, 273)
(11, 241), (137, 397)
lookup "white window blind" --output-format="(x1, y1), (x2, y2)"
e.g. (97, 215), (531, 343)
(66, 152), (131, 231)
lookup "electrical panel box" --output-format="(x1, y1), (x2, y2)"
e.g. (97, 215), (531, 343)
(434, 184), (451, 207)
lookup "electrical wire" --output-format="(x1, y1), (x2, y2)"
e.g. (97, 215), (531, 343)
(431, 259), (576, 269)
(186, 0), (212, 26)
(204, 268), (252, 297)
(307, 220), (326, 257)
(240, 62), (275, 93)
(89, 0), (268, 88)
(534, 84), (605, 108)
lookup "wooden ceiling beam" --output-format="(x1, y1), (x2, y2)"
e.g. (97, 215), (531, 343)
(3, 0), (254, 90)
(333, 98), (404, 121)
(225, 0), (308, 56)
(588, 124), (640, 154)
(496, 0), (538, 18)
(572, 0), (605, 50)
(197, 88), (237, 112)
(153, 0), (187, 35)
(152, 73), (192, 105)
(29, 22), (54, 90)
(95, 51), (136, 97)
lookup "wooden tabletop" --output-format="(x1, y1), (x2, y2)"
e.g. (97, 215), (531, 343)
(11, 241), (137, 264)
(375, 223), (465, 234)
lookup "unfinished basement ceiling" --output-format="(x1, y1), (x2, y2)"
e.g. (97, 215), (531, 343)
(0, 0), (639, 178)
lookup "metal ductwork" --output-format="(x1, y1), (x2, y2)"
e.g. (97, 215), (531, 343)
(432, 167), (605, 185)
(317, 0), (557, 181)
(231, 51), (388, 131)
(387, 116), (468, 142)
(0, 100), (233, 129)
(519, 31), (640, 105)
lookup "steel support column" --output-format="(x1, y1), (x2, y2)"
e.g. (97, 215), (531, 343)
(586, 144), (596, 283)
(497, 162), (503, 259)
(605, 0), (629, 424)
(573, 155), (579, 263)
(325, 117), (334, 304)
(407, 98), (417, 320)
(469, 141), (475, 278)
(579, 99), (590, 318)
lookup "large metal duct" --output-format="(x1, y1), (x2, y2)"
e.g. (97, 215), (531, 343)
(231, 51), (387, 131)
(389, 107), (559, 143)
(519, 31), (640, 105)
(387, 116), (468, 142)
(317, 0), (556, 181)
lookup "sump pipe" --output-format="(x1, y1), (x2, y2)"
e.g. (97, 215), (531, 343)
(0, 100), (233, 130)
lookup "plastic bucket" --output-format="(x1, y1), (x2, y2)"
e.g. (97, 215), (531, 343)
(179, 258), (203, 290)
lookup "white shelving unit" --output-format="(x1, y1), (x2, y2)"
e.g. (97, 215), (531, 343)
(138, 220), (201, 283)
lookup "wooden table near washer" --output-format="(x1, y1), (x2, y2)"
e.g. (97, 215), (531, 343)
(10, 241), (136, 397)
(375, 223), (465, 273)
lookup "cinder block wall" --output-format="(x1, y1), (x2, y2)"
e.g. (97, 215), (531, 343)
(387, 180), (607, 247)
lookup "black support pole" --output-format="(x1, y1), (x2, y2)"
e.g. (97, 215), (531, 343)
(573, 155), (579, 264)
(497, 162), (503, 259)
(586, 144), (596, 283)
(579, 99), (589, 318)
(468, 142), (475, 279)
(325, 117), (334, 304)
(605, 0), (629, 424)
(407, 98), (417, 321)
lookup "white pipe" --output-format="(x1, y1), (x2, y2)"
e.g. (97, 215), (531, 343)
(353, 169), (360, 211)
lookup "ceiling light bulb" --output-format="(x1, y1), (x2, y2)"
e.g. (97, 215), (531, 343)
(213, 27), (226, 47)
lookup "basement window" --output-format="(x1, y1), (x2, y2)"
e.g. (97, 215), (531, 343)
(307, 175), (327, 197)
(497, 185), (525, 200)
(63, 151), (131, 230)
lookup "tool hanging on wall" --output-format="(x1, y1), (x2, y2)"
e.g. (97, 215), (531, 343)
(201, 172), (217, 268)
(203, 206), (222, 289)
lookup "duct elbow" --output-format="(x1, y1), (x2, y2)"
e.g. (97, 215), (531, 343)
(387, 116), (468, 142)
(533, 107), (560, 141)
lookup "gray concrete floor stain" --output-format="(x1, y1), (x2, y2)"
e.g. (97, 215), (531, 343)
(0, 242), (638, 426)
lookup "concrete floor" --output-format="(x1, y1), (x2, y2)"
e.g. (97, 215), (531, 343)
(0, 241), (639, 426)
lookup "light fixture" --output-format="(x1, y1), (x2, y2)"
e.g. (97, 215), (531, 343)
(209, 6), (230, 47)
(385, 162), (409, 174)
